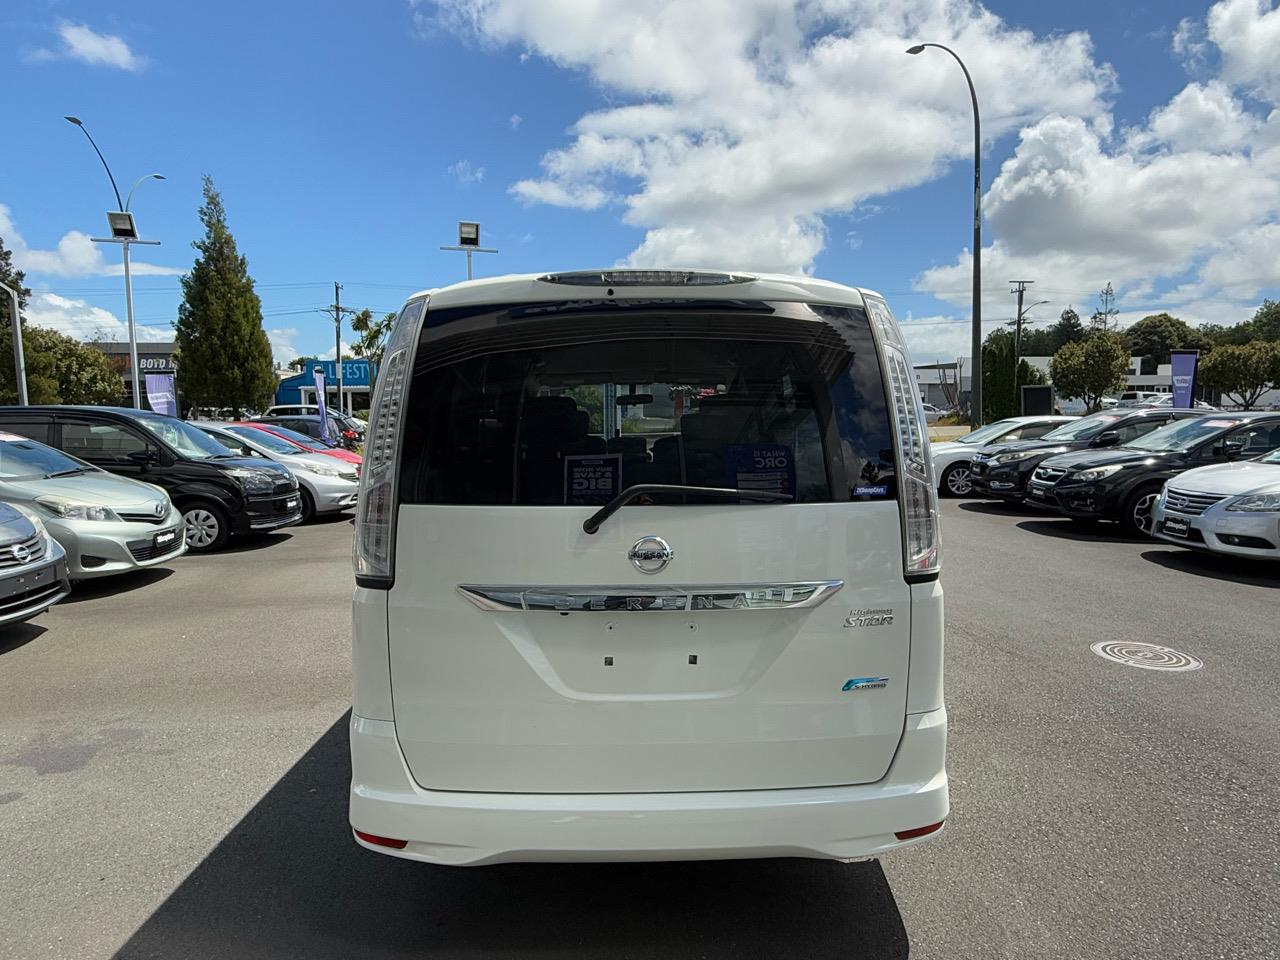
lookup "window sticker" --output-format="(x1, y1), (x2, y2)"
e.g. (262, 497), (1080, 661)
(564, 454), (622, 505)
(723, 443), (795, 496)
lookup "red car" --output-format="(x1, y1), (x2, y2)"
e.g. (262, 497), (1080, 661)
(233, 422), (363, 469)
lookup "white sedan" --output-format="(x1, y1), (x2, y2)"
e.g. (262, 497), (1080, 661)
(931, 415), (1076, 497)
(1152, 451), (1280, 559)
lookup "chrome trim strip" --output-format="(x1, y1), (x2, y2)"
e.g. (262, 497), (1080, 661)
(457, 580), (844, 612)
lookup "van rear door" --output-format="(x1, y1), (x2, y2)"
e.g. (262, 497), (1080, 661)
(385, 299), (913, 794)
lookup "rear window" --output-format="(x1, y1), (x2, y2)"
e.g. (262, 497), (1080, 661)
(397, 300), (896, 506)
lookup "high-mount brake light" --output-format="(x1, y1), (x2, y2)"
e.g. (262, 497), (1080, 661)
(866, 295), (941, 580)
(538, 269), (755, 287)
(353, 298), (427, 588)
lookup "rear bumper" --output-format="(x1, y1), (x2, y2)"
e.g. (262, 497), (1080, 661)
(349, 706), (949, 866)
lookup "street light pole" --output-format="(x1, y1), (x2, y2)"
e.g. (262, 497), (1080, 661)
(0, 281), (28, 405)
(907, 43), (983, 425)
(65, 117), (165, 410)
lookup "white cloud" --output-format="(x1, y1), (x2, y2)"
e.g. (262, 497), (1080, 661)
(266, 327), (301, 366)
(0, 203), (181, 278)
(321, 340), (355, 361)
(447, 159), (486, 185)
(510, 113), (523, 129)
(429, 0), (1116, 273)
(23, 292), (172, 342)
(915, 0), (1280, 331)
(30, 22), (145, 72)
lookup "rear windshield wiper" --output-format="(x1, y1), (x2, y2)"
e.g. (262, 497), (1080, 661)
(582, 484), (792, 535)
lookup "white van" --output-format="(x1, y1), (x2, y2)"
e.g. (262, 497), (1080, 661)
(349, 270), (948, 865)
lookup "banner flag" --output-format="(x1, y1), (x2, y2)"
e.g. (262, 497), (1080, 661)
(1170, 350), (1199, 408)
(144, 373), (177, 417)
(313, 367), (333, 442)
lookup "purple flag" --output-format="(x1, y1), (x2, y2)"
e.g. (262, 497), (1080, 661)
(1170, 350), (1199, 409)
(144, 373), (177, 417)
(313, 367), (333, 442)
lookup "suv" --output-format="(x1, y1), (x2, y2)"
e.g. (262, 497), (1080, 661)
(348, 269), (948, 865)
(0, 407), (302, 552)
(969, 408), (1198, 503)
(931, 415), (1075, 497)
(1038, 413), (1280, 535)
(254, 413), (362, 448)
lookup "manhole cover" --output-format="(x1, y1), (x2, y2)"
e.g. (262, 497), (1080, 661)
(1090, 641), (1202, 672)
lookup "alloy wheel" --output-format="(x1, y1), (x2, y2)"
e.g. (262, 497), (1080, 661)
(184, 508), (220, 549)
(944, 466), (973, 497)
(1132, 493), (1158, 535)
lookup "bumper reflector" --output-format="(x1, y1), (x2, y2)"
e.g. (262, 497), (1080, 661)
(354, 829), (408, 849)
(895, 821), (945, 841)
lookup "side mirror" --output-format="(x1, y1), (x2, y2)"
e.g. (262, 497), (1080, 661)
(1223, 438), (1247, 460)
(1092, 431), (1121, 448)
(126, 449), (158, 467)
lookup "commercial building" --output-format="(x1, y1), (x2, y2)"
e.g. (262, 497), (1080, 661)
(274, 359), (372, 414)
(91, 341), (179, 411)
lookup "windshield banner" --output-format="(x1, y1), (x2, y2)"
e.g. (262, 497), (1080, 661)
(1170, 350), (1199, 408)
(144, 373), (177, 417)
(313, 367), (333, 442)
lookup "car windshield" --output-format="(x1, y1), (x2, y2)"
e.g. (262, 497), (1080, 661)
(226, 425), (301, 455)
(955, 419), (1020, 445)
(139, 417), (237, 459)
(1041, 412), (1123, 441)
(0, 437), (93, 479)
(258, 424), (336, 449)
(1126, 417), (1243, 452)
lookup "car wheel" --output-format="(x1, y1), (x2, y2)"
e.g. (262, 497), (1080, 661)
(299, 487), (316, 523)
(1122, 485), (1162, 539)
(182, 502), (230, 552)
(939, 463), (974, 498)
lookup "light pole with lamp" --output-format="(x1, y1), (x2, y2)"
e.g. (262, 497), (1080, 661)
(440, 221), (498, 280)
(64, 116), (165, 410)
(906, 43), (983, 425)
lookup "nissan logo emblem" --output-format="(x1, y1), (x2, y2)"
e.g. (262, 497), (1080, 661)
(628, 536), (674, 574)
(11, 543), (31, 564)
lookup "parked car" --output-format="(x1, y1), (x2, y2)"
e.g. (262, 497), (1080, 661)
(930, 416), (1076, 497)
(255, 412), (363, 448)
(1031, 413), (1280, 535)
(264, 404), (367, 429)
(0, 431), (185, 579)
(921, 402), (946, 423)
(235, 422), (363, 469)
(969, 408), (1199, 503)
(1150, 394), (1218, 410)
(0, 501), (70, 626)
(349, 270), (948, 865)
(1152, 447), (1280, 558)
(195, 422), (359, 522)
(1115, 390), (1167, 407)
(0, 407), (302, 552)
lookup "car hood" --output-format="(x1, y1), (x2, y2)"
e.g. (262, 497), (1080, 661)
(0, 501), (36, 544)
(1166, 461), (1280, 496)
(980, 438), (1077, 457)
(1040, 448), (1175, 472)
(0, 472), (170, 511)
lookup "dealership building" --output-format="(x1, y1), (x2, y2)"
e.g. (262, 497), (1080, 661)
(92, 341), (180, 410)
(274, 359), (372, 415)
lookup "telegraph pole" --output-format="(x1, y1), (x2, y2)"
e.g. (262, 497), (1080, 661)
(334, 282), (343, 415)
(1009, 280), (1032, 363)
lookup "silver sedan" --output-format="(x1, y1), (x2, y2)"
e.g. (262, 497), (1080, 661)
(0, 433), (185, 580)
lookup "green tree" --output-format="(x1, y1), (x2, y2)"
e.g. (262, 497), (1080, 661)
(1090, 282), (1119, 332)
(0, 233), (30, 329)
(1247, 299), (1280, 342)
(349, 308), (397, 375)
(174, 176), (276, 416)
(564, 385), (605, 433)
(288, 355), (319, 373)
(1198, 341), (1279, 409)
(1021, 307), (1086, 356)
(982, 329), (1046, 421)
(1049, 331), (1130, 412)
(1122, 313), (1210, 374)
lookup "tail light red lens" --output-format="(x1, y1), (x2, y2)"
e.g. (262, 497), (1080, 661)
(894, 821), (945, 841)
(354, 829), (408, 849)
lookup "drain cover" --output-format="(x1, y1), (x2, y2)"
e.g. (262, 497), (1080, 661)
(1090, 641), (1202, 672)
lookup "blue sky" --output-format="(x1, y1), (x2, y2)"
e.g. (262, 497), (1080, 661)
(5, 0), (1280, 366)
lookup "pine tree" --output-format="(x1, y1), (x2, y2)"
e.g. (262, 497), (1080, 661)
(175, 176), (277, 415)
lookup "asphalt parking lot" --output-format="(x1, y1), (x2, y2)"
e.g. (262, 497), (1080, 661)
(2, 503), (1278, 960)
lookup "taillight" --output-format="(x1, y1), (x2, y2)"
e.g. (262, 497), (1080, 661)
(353, 297), (426, 588)
(895, 821), (944, 841)
(866, 295), (941, 580)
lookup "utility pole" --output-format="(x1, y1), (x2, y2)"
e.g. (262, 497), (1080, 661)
(334, 282), (343, 415)
(0, 281), (28, 405)
(1009, 280), (1033, 363)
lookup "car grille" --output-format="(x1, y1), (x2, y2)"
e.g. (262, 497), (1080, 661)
(118, 509), (167, 525)
(0, 533), (47, 569)
(1163, 490), (1227, 516)
(273, 477), (298, 494)
(1033, 466), (1067, 483)
(0, 581), (65, 617)
(126, 533), (183, 563)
